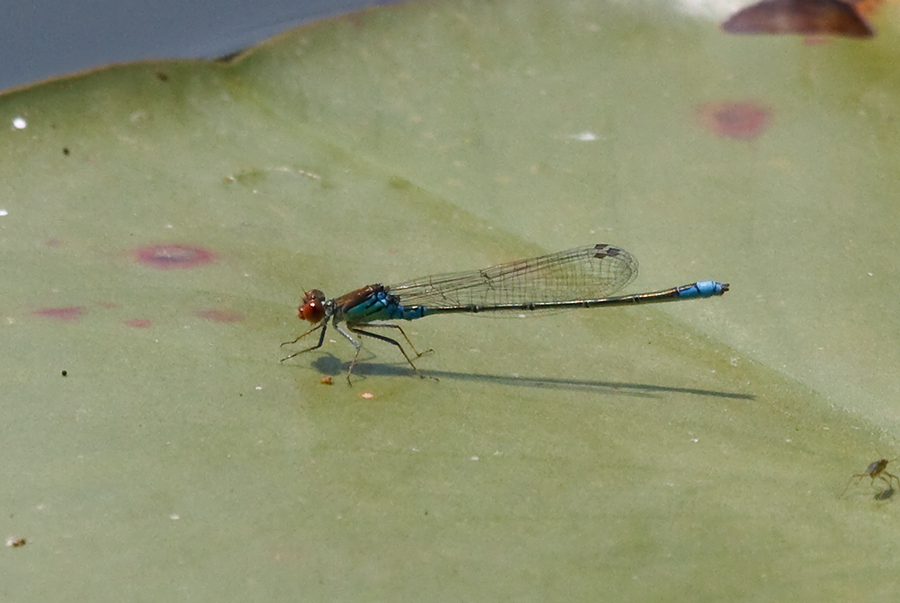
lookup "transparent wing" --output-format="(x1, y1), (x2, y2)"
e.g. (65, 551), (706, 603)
(388, 244), (638, 308)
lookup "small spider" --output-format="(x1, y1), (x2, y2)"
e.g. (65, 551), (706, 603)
(842, 458), (900, 496)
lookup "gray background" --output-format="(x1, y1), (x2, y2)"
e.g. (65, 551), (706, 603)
(1, 0), (402, 93)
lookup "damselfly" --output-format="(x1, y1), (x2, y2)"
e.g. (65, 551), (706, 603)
(281, 244), (729, 383)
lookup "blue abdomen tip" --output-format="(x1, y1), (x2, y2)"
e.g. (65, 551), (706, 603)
(679, 281), (728, 299)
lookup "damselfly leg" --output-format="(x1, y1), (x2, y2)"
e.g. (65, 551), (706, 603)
(348, 322), (436, 383)
(279, 322), (327, 362)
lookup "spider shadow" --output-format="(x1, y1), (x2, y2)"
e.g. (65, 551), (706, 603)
(875, 488), (895, 501)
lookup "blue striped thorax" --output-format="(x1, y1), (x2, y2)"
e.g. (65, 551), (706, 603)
(333, 285), (427, 324)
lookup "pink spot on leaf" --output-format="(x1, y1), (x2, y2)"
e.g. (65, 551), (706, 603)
(135, 244), (216, 270)
(33, 306), (84, 322)
(124, 318), (152, 329)
(698, 101), (772, 140)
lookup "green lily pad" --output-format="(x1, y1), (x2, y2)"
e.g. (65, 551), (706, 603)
(2, 1), (898, 600)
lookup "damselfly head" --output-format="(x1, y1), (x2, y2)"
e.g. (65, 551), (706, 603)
(298, 289), (327, 323)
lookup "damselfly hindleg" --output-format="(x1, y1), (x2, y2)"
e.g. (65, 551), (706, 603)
(348, 323), (437, 383)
